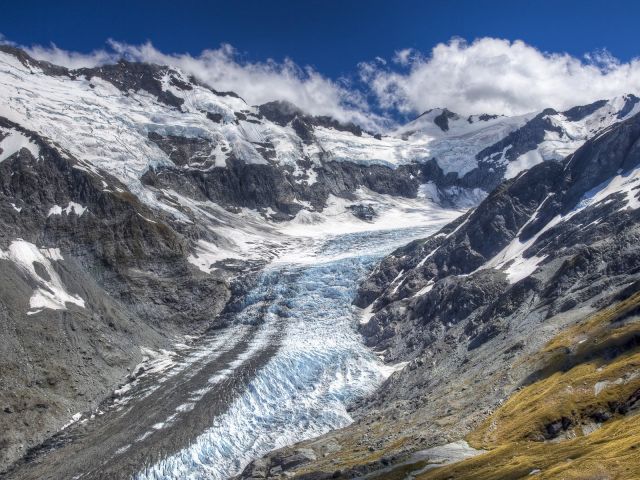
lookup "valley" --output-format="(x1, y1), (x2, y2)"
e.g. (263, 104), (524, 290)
(1, 43), (639, 480)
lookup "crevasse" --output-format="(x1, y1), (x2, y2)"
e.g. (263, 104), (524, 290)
(135, 226), (436, 480)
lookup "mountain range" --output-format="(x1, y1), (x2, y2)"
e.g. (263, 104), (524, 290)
(0, 45), (639, 479)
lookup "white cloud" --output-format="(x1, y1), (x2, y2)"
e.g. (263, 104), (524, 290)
(363, 37), (640, 116)
(16, 39), (385, 131)
(8, 36), (640, 127)
(24, 44), (117, 69)
(392, 48), (417, 66)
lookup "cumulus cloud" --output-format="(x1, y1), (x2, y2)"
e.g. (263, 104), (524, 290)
(7, 35), (640, 127)
(362, 37), (640, 116)
(392, 48), (420, 66)
(24, 44), (117, 69)
(14, 39), (384, 130)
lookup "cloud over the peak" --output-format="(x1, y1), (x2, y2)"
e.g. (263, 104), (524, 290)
(18, 40), (384, 130)
(11, 36), (640, 126)
(24, 44), (117, 69)
(361, 37), (640, 116)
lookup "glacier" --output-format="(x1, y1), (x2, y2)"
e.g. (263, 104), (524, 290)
(134, 225), (446, 480)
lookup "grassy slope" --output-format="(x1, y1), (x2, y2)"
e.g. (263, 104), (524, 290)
(418, 291), (640, 480)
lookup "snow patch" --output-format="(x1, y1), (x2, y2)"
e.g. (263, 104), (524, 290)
(0, 129), (40, 162)
(414, 281), (435, 296)
(358, 304), (375, 325)
(0, 240), (84, 313)
(47, 201), (87, 217)
(506, 149), (543, 179)
(61, 412), (82, 430)
(187, 239), (244, 273)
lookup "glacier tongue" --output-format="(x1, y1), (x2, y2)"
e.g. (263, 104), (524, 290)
(135, 226), (444, 480)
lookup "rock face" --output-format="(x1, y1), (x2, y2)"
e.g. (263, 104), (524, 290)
(355, 111), (640, 373)
(141, 158), (435, 220)
(239, 112), (640, 479)
(348, 204), (376, 221)
(0, 118), (230, 470)
(258, 100), (364, 137)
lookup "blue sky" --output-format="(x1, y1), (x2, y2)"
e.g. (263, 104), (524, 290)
(3, 0), (639, 76)
(3, 1), (640, 127)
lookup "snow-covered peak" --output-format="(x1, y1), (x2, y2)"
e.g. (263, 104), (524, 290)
(475, 95), (640, 180)
(394, 108), (511, 138)
(1, 44), (638, 221)
(554, 94), (640, 137)
(387, 107), (531, 176)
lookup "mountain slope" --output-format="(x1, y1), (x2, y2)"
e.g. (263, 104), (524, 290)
(4, 45), (637, 228)
(239, 109), (640, 480)
(396, 95), (640, 192)
(0, 117), (231, 469)
(0, 46), (468, 473)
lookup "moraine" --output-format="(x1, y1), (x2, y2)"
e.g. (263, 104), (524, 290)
(6, 222), (454, 480)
